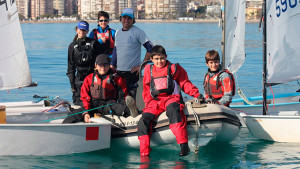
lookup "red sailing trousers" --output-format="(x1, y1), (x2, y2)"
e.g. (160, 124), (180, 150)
(137, 95), (188, 156)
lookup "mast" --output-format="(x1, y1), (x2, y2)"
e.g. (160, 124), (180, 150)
(221, 0), (226, 69)
(262, 0), (267, 115)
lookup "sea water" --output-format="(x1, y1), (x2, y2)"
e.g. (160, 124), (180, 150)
(0, 22), (300, 168)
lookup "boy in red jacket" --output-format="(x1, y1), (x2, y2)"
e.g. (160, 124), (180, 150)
(137, 45), (203, 157)
(63, 54), (138, 123)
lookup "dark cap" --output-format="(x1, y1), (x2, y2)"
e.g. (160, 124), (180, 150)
(95, 54), (110, 65)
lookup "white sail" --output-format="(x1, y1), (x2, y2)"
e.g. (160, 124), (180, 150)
(0, 1), (32, 90)
(266, 0), (300, 83)
(224, 0), (246, 74)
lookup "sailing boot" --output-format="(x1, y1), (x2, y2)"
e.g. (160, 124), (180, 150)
(125, 96), (139, 118)
(179, 143), (190, 157)
(138, 135), (151, 156)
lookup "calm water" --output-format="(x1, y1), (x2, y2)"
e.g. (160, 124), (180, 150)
(1, 22), (300, 168)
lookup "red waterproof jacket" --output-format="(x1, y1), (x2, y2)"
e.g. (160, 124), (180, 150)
(81, 71), (127, 110)
(143, 61), (200, 106)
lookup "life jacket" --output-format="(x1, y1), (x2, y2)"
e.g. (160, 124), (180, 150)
(149, 63), (178, 99)
(93, 28), (114, 54)
(73, 39), (94, 76)
(90, 71), (118, 100)
(203, 69), (235, 100)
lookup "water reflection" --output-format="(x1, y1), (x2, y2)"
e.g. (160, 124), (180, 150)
(242, 140), (300, 168)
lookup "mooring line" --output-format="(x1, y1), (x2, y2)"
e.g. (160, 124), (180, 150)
(34, 103), (116, 124)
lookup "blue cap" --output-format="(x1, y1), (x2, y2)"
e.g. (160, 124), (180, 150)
(121, 8), (134, 18)
(77, 21), (89, 31)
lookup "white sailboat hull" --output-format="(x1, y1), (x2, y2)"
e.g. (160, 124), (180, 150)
(230, 93), (300, 115)
(242, 114), (300, 142)
(92, 102), (241, 149)
(0, 118), (111, 156)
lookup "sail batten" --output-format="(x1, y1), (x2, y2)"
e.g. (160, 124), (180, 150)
(266, 0), (300, 84)
(0, 2), (33, 90)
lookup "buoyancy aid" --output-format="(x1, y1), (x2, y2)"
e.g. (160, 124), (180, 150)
(73, 38), (94, 75)
(203, 69), (235, 99)
(150, 63), (178, 99)
(90, 71), (118, 100)
(93, 28), (114, 54)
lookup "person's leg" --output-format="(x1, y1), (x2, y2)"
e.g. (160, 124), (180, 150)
(137, 104), (162, 156)
(62, 107), (85, 123)
(165, 99), (190, 156)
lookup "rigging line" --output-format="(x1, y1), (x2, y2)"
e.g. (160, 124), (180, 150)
(235, 73), (254, 105)
(268, 84), (275, 110)
(187, 102), (201, 154)
(34, 103), (117, 124)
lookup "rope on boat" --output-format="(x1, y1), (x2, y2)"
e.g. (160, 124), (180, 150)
(188, 99), (202, 154)
(34, 103), (117, 124)
(235, 73), (254, 105)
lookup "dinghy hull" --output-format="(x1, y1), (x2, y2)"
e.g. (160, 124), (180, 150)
(0, 118), (111, 156)
(93, 101), (241, 149)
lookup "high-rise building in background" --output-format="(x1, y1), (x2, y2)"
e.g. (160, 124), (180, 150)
(145, 0), (187, 19)
(53, 0), (64, 16)
(65, 0), (78, 16)
(16, 0), (31, 19)
(31, 0), (53, 19)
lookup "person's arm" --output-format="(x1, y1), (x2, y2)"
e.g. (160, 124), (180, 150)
(80, 75), (92, 110)
(110, 47), (117, 68)
(217, 73), (234, 106)
(66, 44), (76, 92)
(142, 41), (153, 62)
(142, 66), (153, 107)
(114, 76), (128, 103)
(173, 64), (200, 98)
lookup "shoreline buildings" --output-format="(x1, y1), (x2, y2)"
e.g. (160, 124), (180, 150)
(16, 0), (262, 20)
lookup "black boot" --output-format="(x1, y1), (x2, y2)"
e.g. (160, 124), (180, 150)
(179, 143), (190, 157)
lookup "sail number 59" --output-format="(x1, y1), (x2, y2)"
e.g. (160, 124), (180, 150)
(276, 0), (298, 17)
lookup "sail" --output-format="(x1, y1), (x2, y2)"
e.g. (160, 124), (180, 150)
(0, 1), (32, 90)
(224, 0), (246, 74)
(266, 0), (300, 83)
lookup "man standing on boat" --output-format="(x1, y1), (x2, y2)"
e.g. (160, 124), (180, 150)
(110, 8), (153, 98)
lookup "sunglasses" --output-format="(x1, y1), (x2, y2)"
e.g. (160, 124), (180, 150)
(97, 63), (109, 67)
(98, 19), (109, 22)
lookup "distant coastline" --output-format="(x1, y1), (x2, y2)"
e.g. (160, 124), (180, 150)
(20, 19), (260, 24)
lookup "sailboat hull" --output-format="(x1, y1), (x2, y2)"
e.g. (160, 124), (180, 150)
(0, 118), (111, 156)
(242, 115), (300, 142)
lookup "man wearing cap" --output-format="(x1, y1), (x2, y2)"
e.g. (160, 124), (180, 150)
(111, 8), (153, 98)
(63, 54), (139, 123)
(67, 21), (103, 106)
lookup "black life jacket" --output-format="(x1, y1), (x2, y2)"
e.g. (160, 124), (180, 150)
(90, 71), (118, 101)
(73, 38), (94, 75)
(150, 63), (178, 99)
